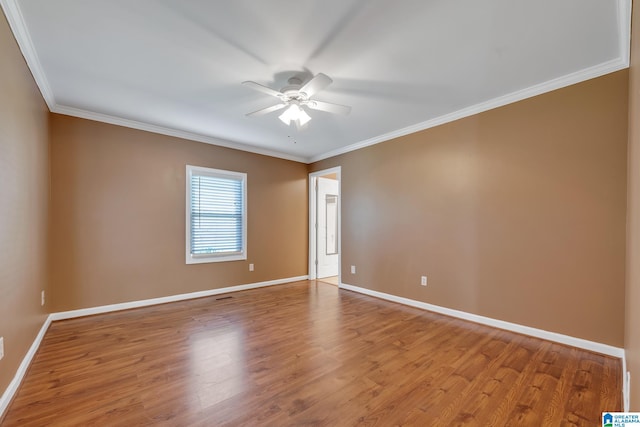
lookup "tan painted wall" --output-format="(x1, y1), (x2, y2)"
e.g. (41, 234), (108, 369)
(626, 0), (640, 411)
(49, 115), (308, 312)
(312, 71), (628, 346)
(0, 15), (50, 397)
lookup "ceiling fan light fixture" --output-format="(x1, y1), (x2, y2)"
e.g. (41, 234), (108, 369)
(245, 73), (349, 129)
(297, 108), (312, 126)
(278, 104), (311, 127)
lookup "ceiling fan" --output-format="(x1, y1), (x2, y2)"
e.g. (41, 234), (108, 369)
(243, 73), (351, 129)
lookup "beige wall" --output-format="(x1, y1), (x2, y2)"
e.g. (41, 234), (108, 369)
(312, 70), (629, 346)
(626, 0), (640, 411)
(49, 115), (308, 311)
(0, 15), (50, 396)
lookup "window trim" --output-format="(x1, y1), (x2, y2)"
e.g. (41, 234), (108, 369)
(185, 165), (247, 264)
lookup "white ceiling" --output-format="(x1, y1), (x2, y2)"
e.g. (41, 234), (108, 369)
(2, 0), (631, 163)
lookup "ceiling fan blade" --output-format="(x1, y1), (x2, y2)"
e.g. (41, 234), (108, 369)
(246, 103), (287, 117)
(242, 81), (283, 98)
(307, 100), (351, 115)
(300, 73), (333, 97)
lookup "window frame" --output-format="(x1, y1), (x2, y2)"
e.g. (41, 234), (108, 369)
(185, 165), (247, 264)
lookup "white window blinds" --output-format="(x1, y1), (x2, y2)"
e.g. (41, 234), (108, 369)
(186, 166), (247, 264)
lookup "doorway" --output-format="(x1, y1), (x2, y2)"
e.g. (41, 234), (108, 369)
(309, 167), (341, 283)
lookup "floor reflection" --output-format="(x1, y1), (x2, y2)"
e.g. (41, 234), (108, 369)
(190, 329), (245, 410)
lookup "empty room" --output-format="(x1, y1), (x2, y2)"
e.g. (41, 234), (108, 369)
(1, 0), (640, 425)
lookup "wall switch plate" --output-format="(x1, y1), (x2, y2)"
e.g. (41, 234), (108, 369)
(421, 276), (427, 286)
(249, 263), (254, 272)
(41, 290), (45, 306)
(351, 265), (356, 274)
(0, 337), (4, 360)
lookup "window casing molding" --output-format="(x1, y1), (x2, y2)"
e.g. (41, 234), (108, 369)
(185, 165), (247, 264)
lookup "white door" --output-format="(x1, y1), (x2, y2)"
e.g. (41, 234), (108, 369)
(317, 177), (339, 278)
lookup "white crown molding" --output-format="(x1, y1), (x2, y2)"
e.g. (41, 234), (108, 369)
(0, 0), (55, 109)
(310, 56), (630, 163)
(3, 0), (631, 165)
(1, 0), (307, 163)
(52, 105), (308, 163)
(51, 49), (630, 166)
(310, 0), (632, 163)
(339, 282), (625, 359)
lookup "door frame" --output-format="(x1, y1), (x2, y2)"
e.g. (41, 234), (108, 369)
(309, 166), (341, 282)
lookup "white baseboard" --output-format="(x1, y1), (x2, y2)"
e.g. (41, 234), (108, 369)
(0, 275), (307, 420)
(623, 352), (630, 412)
(339, 282), (625, 359)
(0, 315), (52, 419)
(0, 276), (624, 420)
(50, 275), (308, 321)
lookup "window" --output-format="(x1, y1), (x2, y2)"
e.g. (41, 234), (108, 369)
(186, 165), (247, 264)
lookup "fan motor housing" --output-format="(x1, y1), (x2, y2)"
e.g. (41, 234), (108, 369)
(282, 87), (306, 101)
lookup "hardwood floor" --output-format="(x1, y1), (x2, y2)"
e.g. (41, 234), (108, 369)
(1, 281), (621, 426)
(318, 276), (339, 286)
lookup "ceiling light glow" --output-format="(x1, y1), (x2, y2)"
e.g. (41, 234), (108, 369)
(279, 104), (311, 127)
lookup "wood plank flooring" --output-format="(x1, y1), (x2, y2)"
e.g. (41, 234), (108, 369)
(1, 281), (621, 426)
(318, 276), (339, 286)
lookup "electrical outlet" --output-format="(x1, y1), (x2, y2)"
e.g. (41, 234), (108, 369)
(421, 276), (427, 286)
(351, 265), (356, 274)
(41, 290), (45, 306)
(249, 263), (254, 272)
(0, 337), (4, 361)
